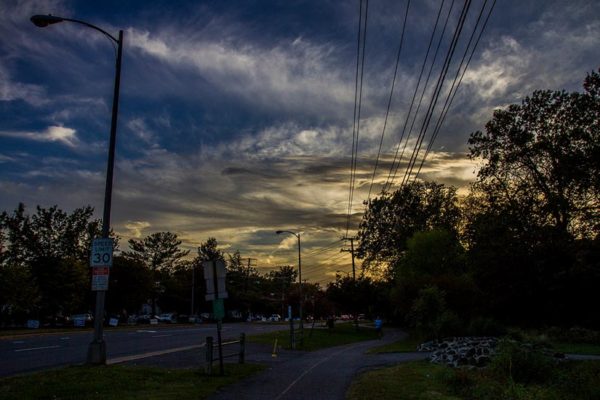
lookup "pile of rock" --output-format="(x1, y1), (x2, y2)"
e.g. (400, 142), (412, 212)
(417, 336), (498, 368)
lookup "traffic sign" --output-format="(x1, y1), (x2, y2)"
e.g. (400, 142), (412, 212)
(203, 260), (228, 300)
(90, 238), (114, 268)
(91, 266), (110, 291)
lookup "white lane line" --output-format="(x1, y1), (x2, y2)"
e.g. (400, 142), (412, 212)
(106, 343), (205, 365)
(136, 330), (157, 333)
(15, 345), (60, 352)
(151, 334), (172, 338)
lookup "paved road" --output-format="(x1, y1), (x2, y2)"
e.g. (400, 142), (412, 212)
(0, 323), (287, 377)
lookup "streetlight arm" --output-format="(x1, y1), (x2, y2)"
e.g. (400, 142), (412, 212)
(31, 15), (120, 44)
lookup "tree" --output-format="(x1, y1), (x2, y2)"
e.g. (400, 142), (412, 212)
(468, 69), (600, 240)
(466, 70), (600, 327)
(0, 203), (104, 324)
(357, 181), (461, 269)
(197, 237), (224, 263)
(107, 256), (153, 315)
(123, 232), (189, 314)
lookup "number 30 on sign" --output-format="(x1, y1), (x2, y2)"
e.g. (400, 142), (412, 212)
(90, 238), (114, 267)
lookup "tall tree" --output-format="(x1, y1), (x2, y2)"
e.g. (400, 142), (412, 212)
(197, 237), (224, 262)
(123, 232), (189, 314)
(468, 69), (600, 239)
(357, 181), (461, 270)
(1, 203), (103, 323)
(466, 70), (600, 327)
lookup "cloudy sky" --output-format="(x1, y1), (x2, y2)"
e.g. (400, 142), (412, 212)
(1, 0), (598, 283)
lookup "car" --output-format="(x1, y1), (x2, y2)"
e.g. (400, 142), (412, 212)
(71, 313), (93, 327)
(269, 314), (281, 322)
(158, 313), (177, 323)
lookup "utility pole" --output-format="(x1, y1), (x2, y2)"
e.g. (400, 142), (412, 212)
(342, 237), (358, 330)
(341, 237), (357, 280)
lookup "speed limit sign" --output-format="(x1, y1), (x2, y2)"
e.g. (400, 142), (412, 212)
(90, 238), (114, 268)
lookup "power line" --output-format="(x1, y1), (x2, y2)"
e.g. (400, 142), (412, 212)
(383, 0), (453, 193)
(366, 0), (411, 201)
(345, 0), (369, 237)
(413, 0), (496, 182)
(399, 0), (472, 188)
(301, 239), (343, 258)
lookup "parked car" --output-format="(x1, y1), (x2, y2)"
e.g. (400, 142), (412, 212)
(269, 314), (281, 322)
(71, 313), (93, 327)
(157, 313), (177, 323)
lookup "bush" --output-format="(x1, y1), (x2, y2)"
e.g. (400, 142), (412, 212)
(468, 317), (507, 336)
(489, 339), (556, 384)
(547, 326), (600, 344)
(407, 286), (462, 339)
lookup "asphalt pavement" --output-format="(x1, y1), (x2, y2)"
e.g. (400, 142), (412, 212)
(119, 327), (430, 400)
(1, 322), (288, 377)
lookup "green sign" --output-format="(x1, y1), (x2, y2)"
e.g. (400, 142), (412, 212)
(212, 299), (225, 320)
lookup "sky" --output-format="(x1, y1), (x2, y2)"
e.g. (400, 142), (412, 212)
(1, 0), (599, 284)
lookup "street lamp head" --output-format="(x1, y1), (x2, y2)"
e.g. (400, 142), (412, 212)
(276, 230), (283, 235)
(31, 14), (64, 27)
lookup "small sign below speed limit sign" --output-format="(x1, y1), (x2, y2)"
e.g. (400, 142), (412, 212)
(90, 238), (114, 268)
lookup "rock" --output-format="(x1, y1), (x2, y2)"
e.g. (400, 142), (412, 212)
(418, 336), (499, 368)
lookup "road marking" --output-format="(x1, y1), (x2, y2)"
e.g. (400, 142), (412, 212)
(136, 330), (157, 333)
(15, 345), (60, 352)
(151, 334), (172, 338)
(106, 343), (205, 365)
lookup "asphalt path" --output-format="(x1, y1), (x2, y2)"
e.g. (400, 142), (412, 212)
(209, 328), (430, 400)
(0, 322), (288, 377)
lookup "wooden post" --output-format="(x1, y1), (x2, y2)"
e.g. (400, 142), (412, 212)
(239, 333), (245, 364)
(206, 336), (213, 375)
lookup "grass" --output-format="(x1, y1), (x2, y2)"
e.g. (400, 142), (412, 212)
(551, 342), (600, 356)
(0, 363), (265, 400)
(347, 360), (460, 400)
(248, 322), (379, 351)
(368, 333), (424, 354)
(347, 359), (600, 400)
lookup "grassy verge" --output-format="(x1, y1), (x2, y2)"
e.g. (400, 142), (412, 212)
(249, 322), (379, 351)
(347, 360), (600, 400)
(551, 342), (600, 356)
(0, 363), (265, 400)
(347, 361), (459, 400)
(368, 333), (424, 354)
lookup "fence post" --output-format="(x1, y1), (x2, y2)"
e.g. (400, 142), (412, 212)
(239, 333), (245, 364)
(206, 336), (213, 375)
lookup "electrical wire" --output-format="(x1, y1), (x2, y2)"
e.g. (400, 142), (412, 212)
(366, 0), (411, 201)
(383, 0), (453, 193)
(413, 0), (496, 182)
(345, 0), (370, 237)
(399, 0), (472, 188)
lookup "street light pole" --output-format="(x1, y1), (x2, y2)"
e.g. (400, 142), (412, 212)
(276, 230), (303, 346)
(31, 14), (123, 365)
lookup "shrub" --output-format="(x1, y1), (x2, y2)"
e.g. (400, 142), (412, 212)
(468, 317), (507, 336)
(489, 339), (556, 384)
(407, 285), (462, 339)
(547, 326), (600, 344)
